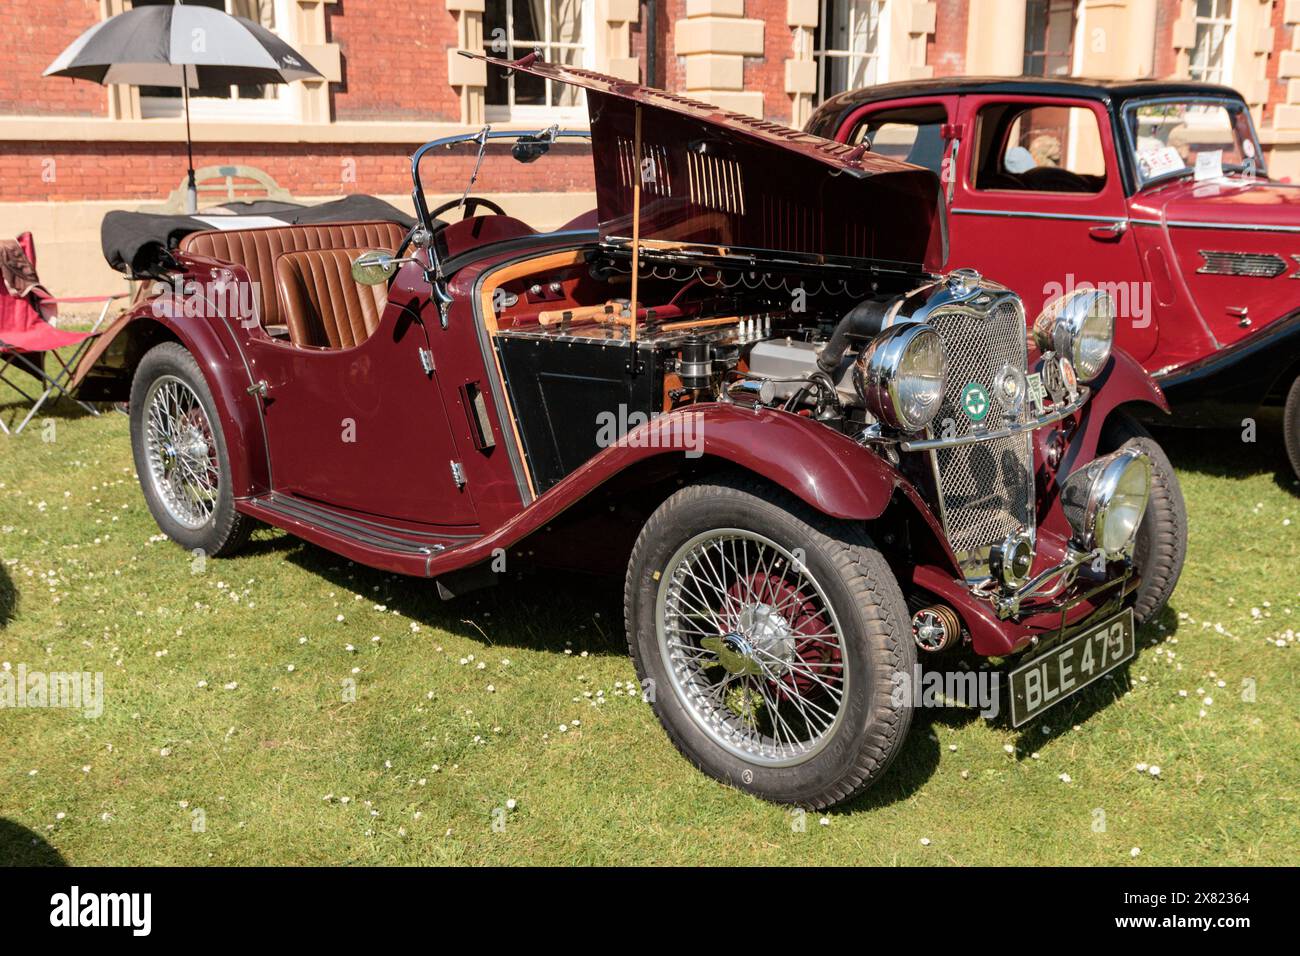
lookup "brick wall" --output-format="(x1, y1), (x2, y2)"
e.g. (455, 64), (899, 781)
(664, 0), (688, 97)
(1263, 0), (1291, 124)
(745, 0), (794, 123)
(1, 142), (594, 203)
(1153, 0), (1180, 78)
(1, 0), (107, 117)
(327, 0), (462, 122)
(929, 0), (969, 75)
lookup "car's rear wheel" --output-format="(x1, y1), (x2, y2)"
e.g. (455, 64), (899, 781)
(1101, 413), (1186, 626)
(129, 342), (251, 557)
(624, 474), (914, 809)
(1284, 376), (1300, 481)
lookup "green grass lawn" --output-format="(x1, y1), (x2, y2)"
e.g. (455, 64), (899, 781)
(1, 361), (1297, 866)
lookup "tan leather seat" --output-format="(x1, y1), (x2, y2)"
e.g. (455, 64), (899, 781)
(274, 248), (388, 349)
(179, 221), (407, 329)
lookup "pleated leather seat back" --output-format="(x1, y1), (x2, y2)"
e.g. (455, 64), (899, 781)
(179, 221), (407, 329)
(274, 248), (389, 349)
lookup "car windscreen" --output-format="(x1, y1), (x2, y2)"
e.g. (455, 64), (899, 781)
(1123, 98), (1264, 186)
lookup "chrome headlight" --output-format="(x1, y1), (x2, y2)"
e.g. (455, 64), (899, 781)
(1033, 288), (1115, 382)
(853, 324), (946, 432)
(1059, 449), (1152, 557)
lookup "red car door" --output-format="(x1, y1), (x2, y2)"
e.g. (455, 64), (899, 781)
(242, 269), (480, 530)
(947, 94), (1157, 362)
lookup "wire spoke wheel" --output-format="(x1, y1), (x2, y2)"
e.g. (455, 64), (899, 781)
(656, 528), (849, 767)
(141, 374), (219, 530)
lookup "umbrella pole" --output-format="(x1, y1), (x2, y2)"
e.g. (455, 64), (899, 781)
(182, 63), (197, 214)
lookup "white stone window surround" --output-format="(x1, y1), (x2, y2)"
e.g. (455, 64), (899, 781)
(482, 0), (597, 122)
(1188, 0), (1236, 85)
(134, 0), (300, 122)
(786, 0), (935, 128)
(811, 0), (891, 104)
(101, 0), (338, 125)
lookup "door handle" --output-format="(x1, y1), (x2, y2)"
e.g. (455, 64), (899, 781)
(1088, 221), (1128, 241)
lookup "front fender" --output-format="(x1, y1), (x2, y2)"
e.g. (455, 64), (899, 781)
(1063, 347), (1169, 470)
(423, 401), (959, 578)
(584, 402), (911, 520)
(1152, 307), (1300, 427)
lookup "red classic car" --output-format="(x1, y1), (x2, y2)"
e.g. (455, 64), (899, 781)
(808, 78), (1300, 477)
(75, 57), (1186, 808)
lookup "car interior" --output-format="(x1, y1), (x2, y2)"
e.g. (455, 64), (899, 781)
(175, 201), (601, 351)
(972, 102), (1107, 193)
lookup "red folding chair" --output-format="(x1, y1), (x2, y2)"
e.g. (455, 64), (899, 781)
(1, 232), (128, 435)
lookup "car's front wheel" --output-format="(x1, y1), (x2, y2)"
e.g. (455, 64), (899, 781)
(624, 475), (915, 809)
(1284, 376), (1300, 481)
(129, 342), (252, 557)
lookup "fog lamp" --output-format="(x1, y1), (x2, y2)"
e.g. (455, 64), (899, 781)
(1059, 449), (1152, 557)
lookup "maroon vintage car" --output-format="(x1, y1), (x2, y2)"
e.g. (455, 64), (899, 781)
(808, 78), (1300, 477)
(75, 57), (1186, 809)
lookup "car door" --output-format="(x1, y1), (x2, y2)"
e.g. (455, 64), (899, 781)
(948, 95), (1157, 362)
(242, 266), (480, 530)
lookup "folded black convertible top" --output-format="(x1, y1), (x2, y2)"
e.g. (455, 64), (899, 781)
(102, 194), (416, 278)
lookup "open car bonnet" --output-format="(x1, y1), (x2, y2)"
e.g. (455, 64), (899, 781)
(462, 53), (946, 274)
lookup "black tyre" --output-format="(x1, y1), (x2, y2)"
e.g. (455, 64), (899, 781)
(1100, 413), (1187, 626)
(1284, 376), (1300, 482)
(129, 342), (252, 557)
(624, 474), (915, 809)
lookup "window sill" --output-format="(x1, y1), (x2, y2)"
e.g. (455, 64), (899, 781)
(0, 116), (593, 144)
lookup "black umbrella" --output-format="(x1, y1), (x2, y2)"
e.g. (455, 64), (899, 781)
(45, 2), (322, 212)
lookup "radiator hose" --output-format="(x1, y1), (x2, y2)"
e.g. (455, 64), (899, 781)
(817, 296), (895, 376)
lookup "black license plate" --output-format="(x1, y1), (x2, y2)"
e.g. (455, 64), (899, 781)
(1009, 608), (1135, 727)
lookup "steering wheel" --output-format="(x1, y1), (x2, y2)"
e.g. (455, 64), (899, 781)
(428, 196), (507, 221)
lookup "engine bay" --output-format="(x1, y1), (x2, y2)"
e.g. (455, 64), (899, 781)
(488, 246), (924, 490)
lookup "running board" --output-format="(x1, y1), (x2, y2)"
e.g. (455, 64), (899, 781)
(239, 492), (479, 576)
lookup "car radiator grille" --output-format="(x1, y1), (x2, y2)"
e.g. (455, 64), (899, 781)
(926, 301), (1034, 570)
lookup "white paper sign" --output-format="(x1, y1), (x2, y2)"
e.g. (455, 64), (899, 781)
(1194, 149), (1224, 182)
(193, 215), (289, 230)
(1136, 146), (1185, 179)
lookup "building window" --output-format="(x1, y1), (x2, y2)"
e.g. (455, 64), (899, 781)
(483, 0), (592, 118)
(134, 0), (292, 120)
(1023, 0), (1077, 77)
(813, 0), (887, 104)
(1189, 0), (1234, 85)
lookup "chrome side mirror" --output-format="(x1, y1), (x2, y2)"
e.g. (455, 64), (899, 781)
(351, 250), (411, 286)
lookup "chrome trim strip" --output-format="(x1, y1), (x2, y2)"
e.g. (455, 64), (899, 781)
(1166, 218), (1300, 233)
(897, 387), (1090, 452)
(952, 209), (1300, 234)
(950, 208), (1127, 224)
